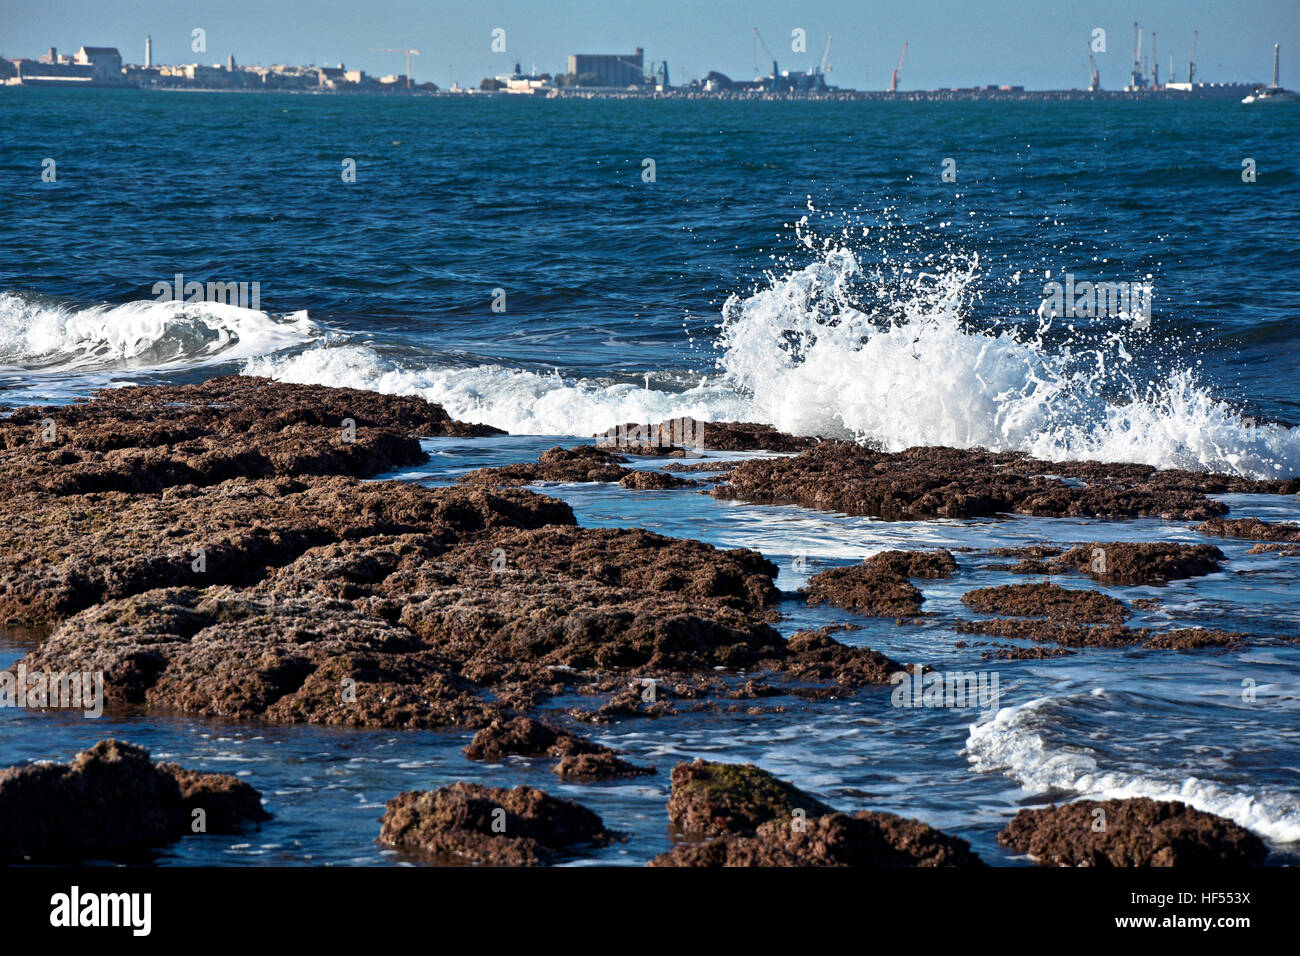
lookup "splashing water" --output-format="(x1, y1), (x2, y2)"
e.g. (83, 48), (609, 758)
(710, 219), (1300, 477)
(231, 214), (1300, 479)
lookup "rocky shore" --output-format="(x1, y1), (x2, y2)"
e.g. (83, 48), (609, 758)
(998, 798), (1268, 866)
(2, 381), (1293, 866)
(0, 740), (268, 863)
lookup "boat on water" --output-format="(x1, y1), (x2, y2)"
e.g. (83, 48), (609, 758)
(1243, 43), (1299, 102)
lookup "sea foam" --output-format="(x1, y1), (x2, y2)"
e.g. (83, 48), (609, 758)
(244, 229), (1300, 479)
(966, 690), (1300, 844)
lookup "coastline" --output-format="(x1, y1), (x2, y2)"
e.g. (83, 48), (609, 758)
(2, 373), (1297, 866)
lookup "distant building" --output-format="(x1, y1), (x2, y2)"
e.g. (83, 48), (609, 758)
(567, 48), (644, 87)
(14, 51), (96, 84)
(161, 62), (226, 85)
(319, 64), (348, 86)
(493, 62), (552, 94)
(74, 46), (122, 79)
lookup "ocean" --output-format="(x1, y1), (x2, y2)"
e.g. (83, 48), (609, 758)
(1, 86), (1298, 865)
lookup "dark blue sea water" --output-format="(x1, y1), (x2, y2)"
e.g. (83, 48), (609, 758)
(1, 87), (1298, 865)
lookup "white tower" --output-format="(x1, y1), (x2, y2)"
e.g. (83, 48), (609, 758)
(145, 34), (152, 68)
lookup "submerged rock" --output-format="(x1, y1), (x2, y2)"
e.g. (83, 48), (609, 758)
(0, 739), (268, 863)
(714, 443), (1295, 521)
(956, 618), (1247, 650)
(378, 782), (616, 865)
(988, 545), (1064, 559)
(464, 716), (604, 760)
(553, 752), (656, 780)
(998, 798), (1267, 866)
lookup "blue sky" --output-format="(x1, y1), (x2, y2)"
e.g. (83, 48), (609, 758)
(2, 0), (1296, 90)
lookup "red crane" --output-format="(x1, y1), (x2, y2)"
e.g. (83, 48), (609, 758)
(890, 41), (908, 92)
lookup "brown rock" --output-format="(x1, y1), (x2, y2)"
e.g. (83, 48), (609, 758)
(773, 628), (905, 686)
(597, 418), (817, 454)
(378, 782), (616, 865)
(998, 798), (1267, 866)
(0, 477), (573, 625)
(0, 739), (268, 863)
(714, 443), (1295, 521)
(667, 758), (833, 838)
(19, 585), (502, 729)
(1052, 542), (1224, 584)
(464, 716), (605, 761)
(956, 618), (1246, 650)
(988, 546), (1064, 558)
(863, 548), (958, 578)
(552, 752), (655, 780)
(1196, 517), (1300, 542)
(651, 810), (982, 867)
(618, 469), (696, 490)
(960, 582), (1128, 624)
(805, 566), (925, 616)
(18, 512), (796, 727)
(0, 375), (499, 497)
(459, 445), (630, 486)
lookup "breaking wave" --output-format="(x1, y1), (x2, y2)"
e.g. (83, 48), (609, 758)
(966, 690), (1300, 844)
(243, 220), (1300, 479)
(0, 291), (319, 375)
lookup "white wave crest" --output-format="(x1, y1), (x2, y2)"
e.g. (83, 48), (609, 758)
(241, 236), (1300, 479)
(244, 344), (751, 436)
(966, 692), (1300, 844)
(0, 292), (319, 374)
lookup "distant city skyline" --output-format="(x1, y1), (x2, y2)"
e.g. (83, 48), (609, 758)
(1, 0), (1296, 91)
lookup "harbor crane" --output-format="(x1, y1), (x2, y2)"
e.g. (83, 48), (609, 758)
(1188, 30), (1198, 83)
(889, 41), (907, 91)
(818, 35), (832, 79)
(609, 55), (667, 87)
(1130, 22), (1144, 89)
(1088, 43), (1100, 91)
(753, 27), (778, 85)
(371, 47), (420, 88)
